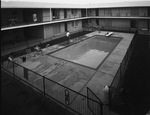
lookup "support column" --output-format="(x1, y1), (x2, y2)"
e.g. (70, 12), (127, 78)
(50, 8), (52, 21)
(86, 8), (88, 17)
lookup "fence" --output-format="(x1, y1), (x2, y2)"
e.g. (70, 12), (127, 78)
(109, 30), (137, 106)
(87, 87), (103, 115)
(1, 61), (103, 115)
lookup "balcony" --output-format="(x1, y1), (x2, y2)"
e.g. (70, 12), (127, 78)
(1, 14), (87, 31)
(1, 16), (51, 30)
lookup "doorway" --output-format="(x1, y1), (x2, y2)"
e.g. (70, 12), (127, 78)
(65, 22), (67, 31)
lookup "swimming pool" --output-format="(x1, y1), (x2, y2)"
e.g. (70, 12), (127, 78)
(51, 35), (122, 69)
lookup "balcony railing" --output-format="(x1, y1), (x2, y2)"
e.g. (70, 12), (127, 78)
(1, 14), (84, 30)
(1, 16), (50, 28)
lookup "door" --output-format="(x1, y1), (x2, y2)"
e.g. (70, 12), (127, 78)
(131, 20), (136, 28)
(65, 22), (67, 31)
(96, 19), (99, 26)
(64, 9), (67, 18)
(81, 9), (86, 17)
(96, 9), (99, 16)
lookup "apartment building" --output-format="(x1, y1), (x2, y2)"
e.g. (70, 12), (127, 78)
(87, 7), (150, 32)
(1, 1), (150, 54)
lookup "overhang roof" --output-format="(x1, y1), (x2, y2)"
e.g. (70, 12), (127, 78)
(1, 0), (150, 8)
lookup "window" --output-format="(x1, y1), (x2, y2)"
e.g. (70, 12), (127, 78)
(53, 9), (60, 19)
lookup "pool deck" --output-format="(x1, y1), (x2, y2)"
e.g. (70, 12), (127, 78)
(80, 31), (134, 99)
(3, 31), (134, 115)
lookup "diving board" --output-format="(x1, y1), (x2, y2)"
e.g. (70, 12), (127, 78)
(105, 32), (113, 37)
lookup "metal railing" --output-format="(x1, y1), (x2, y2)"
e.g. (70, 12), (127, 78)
(87, 87), (103, 115)
(1, 60), (103, 115)
(109, 30), (138, 106)
(2, 14), (84, 28)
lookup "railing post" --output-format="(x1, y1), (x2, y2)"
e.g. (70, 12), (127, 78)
(100, 103), (103, 115)
(43, 76), (45, 96)
(87, 87), (90, 109)
(108, 86), (111, 106)
(12, 61), (15, 77)
(120, 64), (122, 81)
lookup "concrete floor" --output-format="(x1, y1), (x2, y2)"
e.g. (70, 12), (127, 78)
(2, 31), (134, 115)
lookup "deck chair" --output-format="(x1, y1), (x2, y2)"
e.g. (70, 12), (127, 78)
(34, 45), (44, 56)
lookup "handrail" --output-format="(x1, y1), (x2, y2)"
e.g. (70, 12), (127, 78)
(87, 87), (103, 103)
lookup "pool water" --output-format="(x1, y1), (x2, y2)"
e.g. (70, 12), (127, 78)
(51, 36), (121, 69)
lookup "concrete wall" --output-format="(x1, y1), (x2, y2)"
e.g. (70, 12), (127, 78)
(112, 19), (130, 28)
(2, 29), (25, 44)
(105, 19), (112, 27)
(24, 26), (44, 39)
(67, 20), (82, 32)
(99, 19), (130, 28)
(138, 20), (148, 29)
(88, 19), (97, 26)
(99, 19), (111, 27)
(99, 19), (105, 27)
